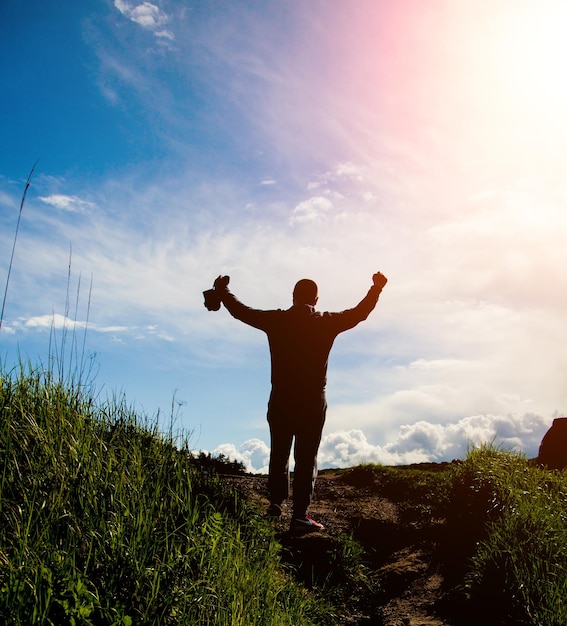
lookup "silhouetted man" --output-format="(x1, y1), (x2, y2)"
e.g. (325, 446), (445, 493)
(207, 271), (387, 532)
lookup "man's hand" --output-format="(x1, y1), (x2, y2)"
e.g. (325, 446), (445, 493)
(214, 275), (230, 291)
(204, 275), (230, 311)
(372, 272), (388, 290)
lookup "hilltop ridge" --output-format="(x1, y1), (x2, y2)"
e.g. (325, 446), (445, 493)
(224, 462), (535, 626)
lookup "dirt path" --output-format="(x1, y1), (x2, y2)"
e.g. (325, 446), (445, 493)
(224, 470), (463, 626)
(310, 473), (450, 626)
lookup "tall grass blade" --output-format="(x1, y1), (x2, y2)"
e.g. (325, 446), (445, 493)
(78, 273), (93, 382)
(0, 161), (38, 333)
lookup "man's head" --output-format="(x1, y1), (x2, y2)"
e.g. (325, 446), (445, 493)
(293, 279), (318, 306)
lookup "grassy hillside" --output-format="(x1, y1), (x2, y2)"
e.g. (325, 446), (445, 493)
(454, 446), (567, 625)
(0, 365), (329, 626)
(1, 363), (566, 625)
(329, 452), (567, 625)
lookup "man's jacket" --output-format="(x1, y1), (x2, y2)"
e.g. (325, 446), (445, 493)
(220, 285), (382, 403)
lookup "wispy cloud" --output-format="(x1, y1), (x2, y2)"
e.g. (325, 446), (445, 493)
(38, 194), (95, 213)
(289, 196), (332, 225)
(10, 314), (124, 334)
(7, 313), (174, 343)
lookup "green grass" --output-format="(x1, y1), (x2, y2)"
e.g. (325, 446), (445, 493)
(456, 445), (567, 626)
(342, 461), (454, 524)
(2, 361), (566, 625)
(0, 364), (328, 625)
(340, 451), (567, 625)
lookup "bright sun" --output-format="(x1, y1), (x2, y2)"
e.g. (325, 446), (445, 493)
(488, 1), (567, 115)
(446, 2), (567, 231)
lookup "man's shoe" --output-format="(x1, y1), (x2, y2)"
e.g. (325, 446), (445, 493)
(290, 514), (324, 533)
(266, 503), (282, 517)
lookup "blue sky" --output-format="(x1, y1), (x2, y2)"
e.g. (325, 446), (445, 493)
(2, 0), (567, 471)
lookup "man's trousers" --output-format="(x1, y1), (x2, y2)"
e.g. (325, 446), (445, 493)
(266, 393), (326, 517)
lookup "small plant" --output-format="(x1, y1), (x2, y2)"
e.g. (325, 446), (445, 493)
(325, 532), (381, 611)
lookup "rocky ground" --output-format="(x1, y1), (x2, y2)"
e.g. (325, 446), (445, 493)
(223, 466), (520, 626)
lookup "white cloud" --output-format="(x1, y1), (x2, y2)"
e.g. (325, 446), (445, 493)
(384, 413), (549, 461)
(10, 314), (176, 344)
(114, 1), (174, 41)
(319, 429), (397, 466)
(38, 194), (95, 213)
(23, 313), (86, 331)
(16, 315), (126, 337)
(289, 196), (332, 225)
(95, 324), (130, 334)
(217, 413), (550, 474)
(334, 161), (365, 180)
(211, 438), (270, 474)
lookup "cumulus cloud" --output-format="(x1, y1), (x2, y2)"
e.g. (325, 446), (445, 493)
(384, 413), (549, 461)
(211, 438), (270, 474)
(216, 413), (550, 474)
(114, 0), (174, 41)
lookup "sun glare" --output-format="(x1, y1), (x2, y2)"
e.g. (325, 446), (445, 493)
(490, 2), (567, 114)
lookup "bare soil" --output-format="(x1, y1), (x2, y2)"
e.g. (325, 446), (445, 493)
(223, 467), (517, 626)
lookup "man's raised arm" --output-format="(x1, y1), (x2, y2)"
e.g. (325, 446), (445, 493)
(327, 271), (388, 333)
(353, 270), (388, 318)
(204, 275), (270, 330)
